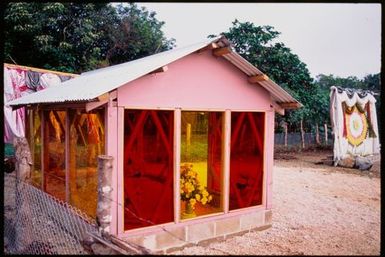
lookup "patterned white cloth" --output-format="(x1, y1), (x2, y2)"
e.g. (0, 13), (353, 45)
(330, 86), (380, 164)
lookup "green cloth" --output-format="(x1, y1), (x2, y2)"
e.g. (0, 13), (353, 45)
(4, 143), (15, 157)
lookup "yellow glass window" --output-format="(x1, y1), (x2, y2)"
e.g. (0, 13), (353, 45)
(180, 111), (223, 219)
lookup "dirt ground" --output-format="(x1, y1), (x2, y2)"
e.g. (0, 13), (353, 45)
(170, 149), (381, 255)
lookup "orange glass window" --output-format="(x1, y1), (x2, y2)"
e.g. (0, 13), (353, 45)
(26, 108), (42, 188)
(43, 110), (67, 201)
(124, 110), (174, 230)
(230, 112), (265, 210)
(180, 112), (223, 219)
(68, 109), (105, 218)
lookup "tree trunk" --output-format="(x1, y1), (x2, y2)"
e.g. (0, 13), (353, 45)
(300, 119), (305, 149)
(315, 124), (320, 145)
(13, 137), (32, 182)
(96, 155), (114, 238)
(13, 136), (33, 251)
(324, 123), (328, 144)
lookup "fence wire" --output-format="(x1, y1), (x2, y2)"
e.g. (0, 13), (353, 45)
(3, 173), (99, 255)
(275, 132), (333, 146)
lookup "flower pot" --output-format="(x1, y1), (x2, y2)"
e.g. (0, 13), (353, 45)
(181, 201), (196, 219)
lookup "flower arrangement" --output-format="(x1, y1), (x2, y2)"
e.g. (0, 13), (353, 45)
(180, 163), (212, 210)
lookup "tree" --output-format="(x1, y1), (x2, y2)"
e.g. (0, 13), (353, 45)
(210, 20), (380, 147)
(210, 20), (317, 137)
(315, 73), (380, 113)
(104, 4), (175, 66)
(362, 73), (380, 92)
(315, 74), (364, 90)
(4, 3), (175, 73)
(315, 73), (381, 134)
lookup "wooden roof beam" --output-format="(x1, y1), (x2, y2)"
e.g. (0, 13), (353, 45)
(271, 102), (285, 116)
(248, 74), (269, 83)
(212, 46), (231, 57)
(196, 43), (219, 53)
(278, 102), (302, 109)
(149, 65), (168, 74)
(86, 91), (117, 112)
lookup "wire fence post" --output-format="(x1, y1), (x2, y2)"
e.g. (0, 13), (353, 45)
(96, 155), (114, 239)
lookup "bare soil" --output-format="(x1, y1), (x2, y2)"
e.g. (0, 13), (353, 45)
(170, 149), (381, 255)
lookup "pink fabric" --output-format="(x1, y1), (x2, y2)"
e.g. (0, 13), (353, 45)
(3, 66), (73, 143)
(4, 67), (26, 142)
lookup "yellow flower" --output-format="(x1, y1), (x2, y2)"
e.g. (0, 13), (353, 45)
(180, 163), (213, 205)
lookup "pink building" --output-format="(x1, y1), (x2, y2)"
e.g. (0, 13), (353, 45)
(8, 36), (300, 252)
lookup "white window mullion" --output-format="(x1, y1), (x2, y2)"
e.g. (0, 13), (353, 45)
(223, 109), (231, 213)
(174, 108), (181, 223)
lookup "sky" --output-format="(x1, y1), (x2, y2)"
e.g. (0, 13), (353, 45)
(133, 3), (381, 80)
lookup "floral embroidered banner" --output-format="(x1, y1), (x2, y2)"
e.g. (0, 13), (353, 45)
(330, 86), (380, 164)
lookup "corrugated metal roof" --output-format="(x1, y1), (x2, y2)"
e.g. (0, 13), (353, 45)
(223, 51), (301, 105)
(7, 36), (301, 109)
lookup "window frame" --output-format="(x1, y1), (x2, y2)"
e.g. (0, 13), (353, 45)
(120, 108), (267, 234)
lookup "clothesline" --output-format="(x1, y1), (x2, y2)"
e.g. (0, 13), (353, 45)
(4, 63), (79, 77)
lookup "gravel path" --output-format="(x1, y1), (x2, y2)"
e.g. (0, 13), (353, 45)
(170, 161), (381, 255)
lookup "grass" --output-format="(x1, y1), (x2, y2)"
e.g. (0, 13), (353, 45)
(181, 134), (208, 162)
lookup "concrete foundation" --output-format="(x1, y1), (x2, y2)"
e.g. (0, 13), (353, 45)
(121, 209), (272, 253)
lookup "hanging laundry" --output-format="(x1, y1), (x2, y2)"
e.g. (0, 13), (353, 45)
(39, 73), (62, 90)
(25, 70), (41, 92)
(59, 75), (73, 82)
(4, 67), (26, 142)
(3, 64), (77, 144)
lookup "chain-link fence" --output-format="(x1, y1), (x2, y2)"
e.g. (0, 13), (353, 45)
(275, 132), (333, 146)
(3, 172), (99, 254)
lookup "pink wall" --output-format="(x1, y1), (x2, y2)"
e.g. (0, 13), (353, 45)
(113, 49), (277, 236)
(117, 50), (272, 110)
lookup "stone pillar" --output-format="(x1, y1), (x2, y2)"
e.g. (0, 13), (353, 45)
(96, 155), (114, 238)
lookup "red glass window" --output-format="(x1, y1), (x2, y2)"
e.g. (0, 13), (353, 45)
(124, 110), (174, 230)
(229, 112), (265, 210)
